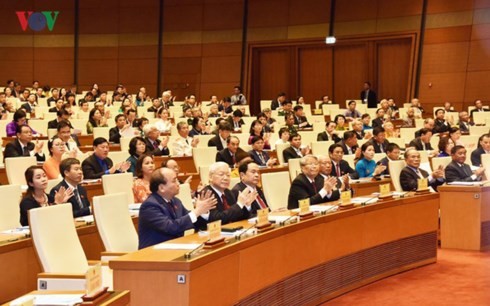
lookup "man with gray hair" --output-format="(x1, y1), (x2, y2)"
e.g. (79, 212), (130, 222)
(143, 124), (169, 156)
(172, 121), (199, 157)
(318, 155), (346, 191)
(161, 90), (174, 109)
(287, 155), (340, 209)
(196, 162), (257, 230)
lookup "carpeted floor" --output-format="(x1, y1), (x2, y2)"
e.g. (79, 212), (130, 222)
(325, 248), (490, 306)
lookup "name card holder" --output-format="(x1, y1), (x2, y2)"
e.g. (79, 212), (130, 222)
(298, 199), (314, 220)
(82, 264), (109, 305)
(339, 190), (354, 210)
(416, 178), (430, 195)
(204, 220), (226, 249)
(378, 183), (393, 200)
(255, 208), (274, 233)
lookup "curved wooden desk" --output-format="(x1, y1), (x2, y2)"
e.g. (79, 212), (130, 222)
(110, 193), (439, 306)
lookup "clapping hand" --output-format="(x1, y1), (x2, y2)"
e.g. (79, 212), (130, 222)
(54, 186), (74, 204)
(238, 188), (258, 207)
(194, 190), (217, 216)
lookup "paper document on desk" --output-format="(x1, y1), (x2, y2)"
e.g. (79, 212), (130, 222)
(1, 226), (30, 236)
(82, 179), (100, 184)
(448, 181), (484, 186)
(154, 243), (202, 250)
(75, 215), (94, 223)
(128, 203), (141, 210)
(248, 215), (292, 224)
(292, 205), (338, 213)
(351, 197), (379, 204)
(10, 294), (83, 306)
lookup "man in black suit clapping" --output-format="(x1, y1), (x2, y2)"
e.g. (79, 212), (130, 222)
(445, 145), (485, 183)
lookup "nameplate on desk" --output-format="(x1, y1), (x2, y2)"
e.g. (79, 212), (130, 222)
(417, 178), (428, 191)
(256, 208), (269, 226)
(379, 183), (391, 196)
(298, 198), (310, 214)
(207, 220), (222, 241)
(340, 190), (351, 204)
(85, 263), (103, 297)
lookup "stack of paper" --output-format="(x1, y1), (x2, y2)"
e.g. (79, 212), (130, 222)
(11, 294), (83, 306)
(154, 243), (202, 250)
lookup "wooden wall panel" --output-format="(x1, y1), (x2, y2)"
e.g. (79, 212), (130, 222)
(424, 26), (472, 44)
(336, 0), (378, 22)
(467, 39), (490, 71)
(420, 42), (470, 74)
(376, 39), (411, 103)
(298, 46), (333, 104)
(248, 0), (289, 28)
(418, 73), (466, 105)
(287, 0), (330, 25)
(464, 71), (490, 103)
(377, 0), (423, 18)
(333, 44), (368, 104)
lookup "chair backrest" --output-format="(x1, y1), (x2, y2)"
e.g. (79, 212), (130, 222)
(373, 153), (386, 163)
(199, 166), (210, 185)
(482, 154), (490, 180)
(469, 125), (489, 136)
(196, 134), (215, 147)
(260, 100), (272, 110)
(473, 112), (490, 125)
(0, 184), (22, 231)
(311, 141), (334, 155)
(431, 156), (451, 171)
(108, 151), (130, 165)
(230, 177), (241, 190)
(46, 177), (63, 193)
(29, 204), (89, 273)
(5, 156), (37, 185)
(298, 131), (317, 147)
(343, 154), (356, 169)
(178, 183), (194, 211)
(276, 142), (290, 165)
(119, 137), (132, 153)
(261, 171), (291, 211)
(386, 138), (405, 149)
(288, 158), (301, 181)
(93, 127), (110, 140)
(29, 120), (48, 136)
(93, 193), (138, 253)
(101, 172), (134, 204)
(389, 160), (406, 192)
(192, 147), (218, 170)
(399, 128), (417, 143)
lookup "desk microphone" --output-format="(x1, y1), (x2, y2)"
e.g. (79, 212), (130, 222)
(235, 224), (256, 241)
(280, 215), (297, 226)
(361, 195), (379, 206)
(184, 240), (207, 259)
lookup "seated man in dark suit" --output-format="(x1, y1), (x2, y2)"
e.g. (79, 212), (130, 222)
(470, 99), (490, 119)
(408, 128), (434, 151)
(458, 111), (473, 133)
(56, 120), (81, 156)
(470, 133), (490, 166)
(49, 158), (91, 218)
(445, 145), (485, 183)
(249, 136), (277, 167)
(226, 109), (244, 130)
(270, 92), (286, 111)
(328, 143), (359, 179)
(208, 121), (232, 151)
(317, 121), (340, 142)
(48, 98), (64, 113)
(109, 114), (132, 144)
(143, 124), (170, 156)
(338, 131), (361, 158)
(216, 136), (240, 168)
(218, 97), (233, 114)
(318, 155), (346, 191)
(369, 127), (389, 153)
(377, 143), (401, 175)
(20, 93), (37, 114)
(287, 155), (340, 209)
(400, 148), (445, 191)
(433, 108), (450, 134)
(81, 137), (130, 179)
(195, 162), (256, 230)
(4, 124), (45, 162)
(414, 119), (435, 137)
(47, 109), (73, 130)
(293, 105), (311, 128)
(283, 133), (310, 163)
(231, 161), (269, 216)
(138, 167), (217, 249)
(371, 108), (385, 129)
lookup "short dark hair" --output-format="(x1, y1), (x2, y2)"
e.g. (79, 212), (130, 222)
(125, 109), (136, 116)
(376, 108), (384, 114)
(13, 109), (27, 122)
(59, 158), (80, 178)
(250, 135), (263, 145)
(451, 145), (466, 155)
(232, 109), (243, 117)
(293, 105), (303, 112)
(16, 124), (29, 134)
(57, 120), (71, 131)
(278, 127), (289, 138)
(419, 128), (432, 136)
(238, 160), (255, 175)
(334, 114), (346, 123)
(348, 100), (356, 106)
(57, 109), (70, 118)
(343, 131), (356, 140)
(192, 116), (202, 129)
(277, 92), (286, 97)
(227, 135), (239, 144)
(361, 113), (370, 119)
(93, 137), (108, 147)
(328, 143), (343, 154)
(360, 142), (374, 154)
(129, 136), (147, 156)
(150, 168), (167, 193)
(223, 97), (231, 103)
(115, 114), (126, 122)
(234, 85), (241, 91)
(136, 154), (153, 179)
(289, 133), (301, 142)
(438, 136), (452, 152)
(435, 108), (445, 115)
(218, 121), (232, 131)
(386, 143), (400, 152)
(372, 127), (385, 136)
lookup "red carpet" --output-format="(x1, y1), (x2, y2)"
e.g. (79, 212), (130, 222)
(325, 248), (490, 306)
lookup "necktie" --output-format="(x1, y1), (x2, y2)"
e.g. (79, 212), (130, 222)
(461, 164), (471, 177)
(23, 146), (30, 156)
(153, 141), (158, 149)
(221, 194), (230, 210)
(232, 154), (236, 165)
(256, 193), (267, 209)
(66, 142), (70, 151)
(416, 169), (424, 179)
(185, 138), (189, 145)
(258, 152), (265, 165)
(337, 163), (341, 177)
(73, 188), (83, 209)
(311, 180), (318, 193)
(380, 144), (384, 153)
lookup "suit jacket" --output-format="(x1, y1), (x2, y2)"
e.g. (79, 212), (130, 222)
(144, 138), (170, 156)
(231, 182), (268, 216)
(19, 194), (54, 226)
(282, 146), (301, 163)
(48, 119), (73, 130)
(216, 148), (236, 167)
(400, 166), (444, 191)
(49, 180), (91, 218)
(354, 131), (364, 140)
(371, 117), (384, 129)
(4, 140), (45, 162)
(138, 193), (194, 249)
(226, 117), (244, 129)
(20, 102), (34, 113)
(377, 156), (391, 175)
(459, 121), (473, 133)
(195, 186), (249, 230)
(433, 119), (450, 134)
(331, 160), (360, 179)
(109, 127), (122, 144)
(208, 134), (226, 151)
(470, 147), (486, 166)
(408, 138), (433, 151)
(248, 150), (270, 166)
(360, 89), (377, 108)
(81, 154), (114, 179)
(293, 115), (310, 127)
(317, 131), (340, 143)
(270, 99), (280, 110)
(287, 173), (340, 209)
(369, 139), (389, 153)
(218, 104), (233, 114)
(339, 140), (359, 155)
(445, 161), (478, 183)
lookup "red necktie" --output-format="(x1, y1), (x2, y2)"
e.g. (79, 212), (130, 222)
(221, 194), (230, 210)
(311, 180), (317, 193)
(256, 194), (267, 209)
(232, 154), (236, 165)
(336, 163), (341, 177)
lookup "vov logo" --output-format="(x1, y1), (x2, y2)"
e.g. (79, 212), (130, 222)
(16, 11), (60, 32)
